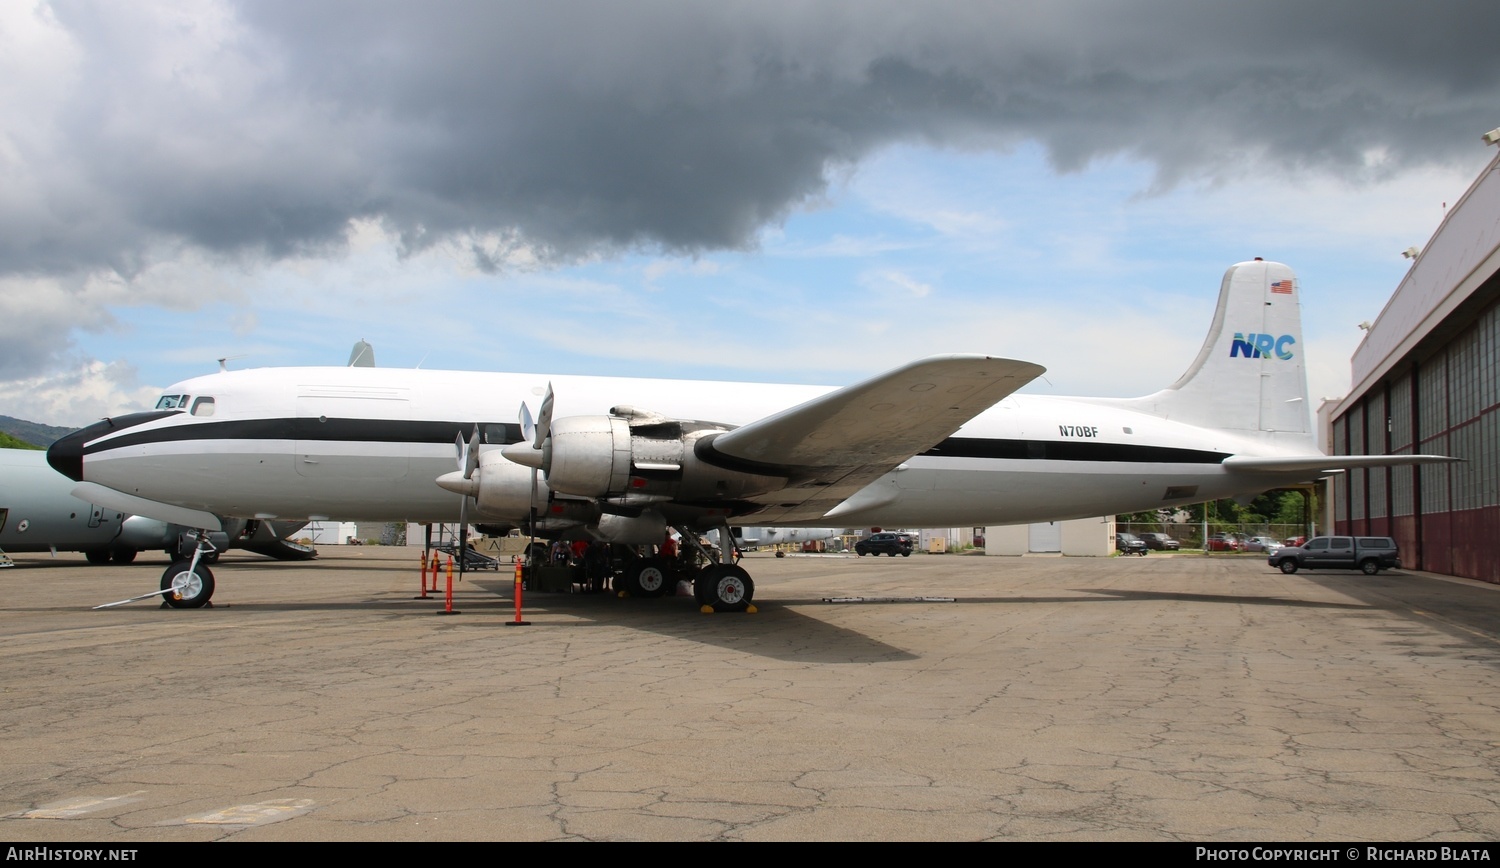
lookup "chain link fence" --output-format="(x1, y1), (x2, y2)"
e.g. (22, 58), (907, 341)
(1117, 522), (1315, 551)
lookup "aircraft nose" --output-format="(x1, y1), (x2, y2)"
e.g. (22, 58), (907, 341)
(46, 409), (182, 483)
(47, 428), (88, 481)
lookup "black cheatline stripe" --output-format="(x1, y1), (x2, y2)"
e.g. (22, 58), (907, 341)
(82, 418), (525, 455)
(921, 437), (1229, 464)
(83, 418), (1230, 466)
(694, 431), (1228, 473)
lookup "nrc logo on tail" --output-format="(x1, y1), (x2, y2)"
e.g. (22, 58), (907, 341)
(1230, 333), (1295, 360)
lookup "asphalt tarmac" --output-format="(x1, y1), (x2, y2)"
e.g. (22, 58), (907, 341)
(2, 546), (1499, 842)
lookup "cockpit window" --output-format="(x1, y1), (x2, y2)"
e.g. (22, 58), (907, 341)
(155, 394), (190, 410)
(191, 397), (216, 417)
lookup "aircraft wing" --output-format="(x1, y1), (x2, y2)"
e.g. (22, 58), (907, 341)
(701, 355), (1044, 523)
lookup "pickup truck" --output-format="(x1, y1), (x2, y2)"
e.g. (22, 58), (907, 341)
(1268, 536), (1400, 575)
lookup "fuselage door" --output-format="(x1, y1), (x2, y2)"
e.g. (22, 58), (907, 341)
(295, 389), (411, 480)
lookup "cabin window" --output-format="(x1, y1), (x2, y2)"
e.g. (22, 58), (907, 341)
(191, 397), (216, 417)
(155, 394), (190, 410)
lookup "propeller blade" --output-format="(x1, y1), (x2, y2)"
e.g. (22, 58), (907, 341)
(463, 428), (481, 480)
(533, 383), (554, 449)
(519, 402), (535, 447)
(454, 431), (468, 473)
(458, 491), (470, 577)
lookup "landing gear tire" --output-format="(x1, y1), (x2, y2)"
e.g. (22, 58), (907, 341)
(84, 549), (111, 565)
(695, 564), (754, 613)
(160, 561), (215, 609)
(1278, 560), (1298, 574)
(623, 557), (671, 598)
(112, 548), (138, 564)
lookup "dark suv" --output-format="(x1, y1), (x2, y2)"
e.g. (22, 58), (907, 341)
(1268, 536), (1400, 575)
(1137, 532), (1180, 551)
(856, 532), (914, 557)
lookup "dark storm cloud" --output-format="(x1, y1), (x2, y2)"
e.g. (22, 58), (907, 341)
(6, 0), (1498, 278)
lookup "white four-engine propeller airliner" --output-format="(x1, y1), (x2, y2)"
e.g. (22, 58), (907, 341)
(48, 260), (1453, 611)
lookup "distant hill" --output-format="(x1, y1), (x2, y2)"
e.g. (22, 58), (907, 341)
(0, 416), (75, 448)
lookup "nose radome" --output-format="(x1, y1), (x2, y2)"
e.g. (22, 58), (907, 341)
(46, 427), (88, 482)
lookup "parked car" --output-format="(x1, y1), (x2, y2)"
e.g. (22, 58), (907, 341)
(1243, 536), (1282, 553)
(1268, 536), (1400, 575)
(1137, 532), (1180, 551)
(1116, 532), (1148, 555)
(855, 532), (914, 557)
(1205, 533), (1244, 552)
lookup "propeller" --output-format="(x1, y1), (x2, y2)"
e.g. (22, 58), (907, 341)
(512, 385), (552, 568)
(509, 383), (554, 473)
(452, 427), (481, 576)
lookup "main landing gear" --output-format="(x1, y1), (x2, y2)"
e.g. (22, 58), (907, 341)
(620, 556), (672, 598)
(677, 524), (755, 614)
(694, 562), (754, 613)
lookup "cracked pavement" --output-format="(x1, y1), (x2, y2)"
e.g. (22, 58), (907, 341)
(2, 547), (1499, 841)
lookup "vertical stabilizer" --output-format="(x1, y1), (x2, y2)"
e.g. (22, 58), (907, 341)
(1126, 260), (1309, 437)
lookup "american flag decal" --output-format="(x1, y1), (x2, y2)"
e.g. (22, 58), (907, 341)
(1271, 280), (1294, 295)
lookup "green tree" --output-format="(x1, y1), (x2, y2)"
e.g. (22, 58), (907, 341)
(0, 431), (40, 450)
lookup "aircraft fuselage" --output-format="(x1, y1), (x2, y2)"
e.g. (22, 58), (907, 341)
(50, 365), (1314, 530)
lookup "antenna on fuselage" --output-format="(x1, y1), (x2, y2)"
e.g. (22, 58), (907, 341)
(216, 355), (247, 372)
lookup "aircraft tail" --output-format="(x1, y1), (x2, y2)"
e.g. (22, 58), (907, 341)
(1115, 259), (1311, 441)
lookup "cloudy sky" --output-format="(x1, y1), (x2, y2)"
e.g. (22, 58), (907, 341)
(3, 1), (1497, 427)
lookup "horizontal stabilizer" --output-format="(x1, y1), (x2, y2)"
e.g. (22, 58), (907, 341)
(1223, 454), (1460, 474)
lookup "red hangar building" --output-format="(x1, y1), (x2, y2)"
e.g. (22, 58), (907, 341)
(1321, 130), (1500, 582)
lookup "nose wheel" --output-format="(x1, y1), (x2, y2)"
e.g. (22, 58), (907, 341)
(160, 561), (215, 609)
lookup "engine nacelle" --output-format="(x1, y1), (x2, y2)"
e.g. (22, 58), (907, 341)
(540, 413), (787, 506)
(545, 415), (634, 498)
(471, 451), (552, 519)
